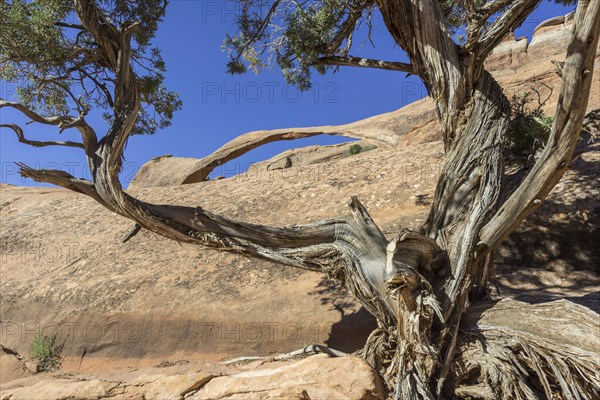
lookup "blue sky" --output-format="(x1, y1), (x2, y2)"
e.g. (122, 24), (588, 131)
(0, 1), (575, 186)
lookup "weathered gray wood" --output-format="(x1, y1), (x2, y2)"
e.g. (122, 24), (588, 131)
(454, 298), (600, 400)
(480, 0), (600, 249)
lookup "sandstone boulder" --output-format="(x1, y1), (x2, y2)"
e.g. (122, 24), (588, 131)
(528, 13), (574, 61)
(266, 156), (293, 171)
(0, 347), (31, 385)
(127, 154), (198, 188)
(191, 355), (384, 400)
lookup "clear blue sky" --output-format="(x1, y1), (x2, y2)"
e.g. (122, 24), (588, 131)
(0, 1), (575, 186)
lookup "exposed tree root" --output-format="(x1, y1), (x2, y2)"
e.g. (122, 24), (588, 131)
(451, 298), (600, 400)
(358, 298), (600, 399)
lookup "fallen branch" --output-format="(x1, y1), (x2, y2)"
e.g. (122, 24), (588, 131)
(220, 344), (348, 365)
(122, 223), (142, 243)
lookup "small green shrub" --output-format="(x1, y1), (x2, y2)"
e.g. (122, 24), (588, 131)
(505, 91), (554, 158)
(348, 143), (362, 155)
(30, 331), (62, 372)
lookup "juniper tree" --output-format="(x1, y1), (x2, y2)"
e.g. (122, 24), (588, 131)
(1, 0), (599, 398)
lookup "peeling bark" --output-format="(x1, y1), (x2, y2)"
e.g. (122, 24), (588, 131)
(480, 0), (600, 249)
(453, 299), (600, 400)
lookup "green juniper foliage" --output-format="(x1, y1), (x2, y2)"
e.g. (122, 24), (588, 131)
(0, 0), (181, 135)
(225, 0), (576, 90)
(225, 0), (376, 90)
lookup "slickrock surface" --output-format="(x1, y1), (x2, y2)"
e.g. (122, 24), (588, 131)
(0, 355), (384, 400)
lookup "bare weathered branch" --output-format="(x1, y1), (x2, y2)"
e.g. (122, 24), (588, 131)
(16, 163), (107, 206)
(1, 124), (84, 149)
(78, 69), (115, 109)
(221, 344), (348, 365)
(0, 99), (98, 150)
(314, 55), (415, 74)
(54, 21), (85, 30)
(480, 0), (600, 249)
(320, 0), (374, 54)
(122, 224), (142, 243)
(478, 0), (514, 17)
(469, 0), (542, 63)
(1, 99), (79, 128)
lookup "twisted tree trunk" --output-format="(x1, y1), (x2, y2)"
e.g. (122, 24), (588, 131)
(356, 0), (600, 397)
(356, 72), (512, 398)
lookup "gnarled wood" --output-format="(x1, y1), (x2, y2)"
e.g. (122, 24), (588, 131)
(480, 0), (600, 250)
(454, 298), (600, 400)
(314, 56), (415, 74)
(0, 124), (84, 148)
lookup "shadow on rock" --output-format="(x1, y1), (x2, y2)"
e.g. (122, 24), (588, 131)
(309, 277), (377, 354)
